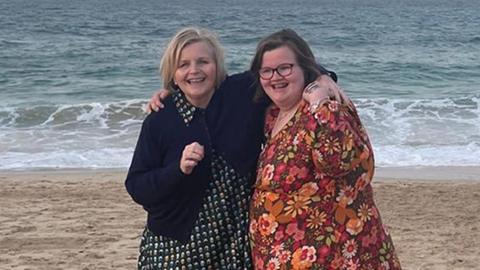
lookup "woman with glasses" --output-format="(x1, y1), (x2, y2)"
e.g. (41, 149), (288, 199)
(248, 29), (401, 269)
(127, 27), (342, 269)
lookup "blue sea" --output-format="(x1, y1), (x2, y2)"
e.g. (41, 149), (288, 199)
(0, 0), (479, 170)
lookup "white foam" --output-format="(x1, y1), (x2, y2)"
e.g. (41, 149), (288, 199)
(0, 96), (479, 170)
(0, 148), (134, 170)
(374, 143), (480, 167)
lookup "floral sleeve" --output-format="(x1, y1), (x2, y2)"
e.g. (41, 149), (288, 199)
(311, 100), (374, 186)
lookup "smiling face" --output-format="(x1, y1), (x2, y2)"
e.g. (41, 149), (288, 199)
(174, 41), (217, 108)
(259, 45), (305, 110)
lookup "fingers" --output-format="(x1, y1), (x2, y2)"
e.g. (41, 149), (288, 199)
(304, 81), (319, 94)
(145, 104), (152, 114)
(182, 143), (204, 163)
(153, 92), (163, 110)
(184, 151), (204, 162)
(329, 84), (351, 105)
(303, 75), (353, 110)
(322, 79), (340, 102)
(159, 90), (169, 102)
(180, 142), (204, 174)
(146, 90), (169, 114)
(151, 91), (162, 112)
(156, 90), (169, 109)
(187, 142), (205, 158)
(328, 82), (343, 104)
(304, 82), (328, 98)
(316, 75), (352, 105)
(146, 92), (160, 113)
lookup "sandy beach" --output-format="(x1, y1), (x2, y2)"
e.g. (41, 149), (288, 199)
(1, 167), (479, 270)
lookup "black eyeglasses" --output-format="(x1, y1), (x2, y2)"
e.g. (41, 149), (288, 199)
(259, 63), (295, 80)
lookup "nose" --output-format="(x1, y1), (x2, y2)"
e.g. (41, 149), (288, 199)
(190, 63), (201, 73)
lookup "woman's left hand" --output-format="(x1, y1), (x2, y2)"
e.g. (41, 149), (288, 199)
(302, 74), (350, 112)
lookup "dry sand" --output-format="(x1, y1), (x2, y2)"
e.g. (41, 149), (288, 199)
(0, 167), (479, 270)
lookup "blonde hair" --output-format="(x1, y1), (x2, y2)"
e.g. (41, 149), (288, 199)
(160, 27), (226, 91)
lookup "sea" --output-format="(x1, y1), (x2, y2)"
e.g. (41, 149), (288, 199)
(0, 0), (479, 170)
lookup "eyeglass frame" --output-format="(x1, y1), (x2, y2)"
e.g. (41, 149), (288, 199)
(258, 63), (295, 80)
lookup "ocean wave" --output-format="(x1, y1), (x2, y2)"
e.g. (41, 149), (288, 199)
(1, 95), (478, 129)
(0, 96), (479, 169)
(375, 143), (480, 167)
(356, 95), (480, 146)
(1, 143), (479, 170)
(0, 99), (147, 129)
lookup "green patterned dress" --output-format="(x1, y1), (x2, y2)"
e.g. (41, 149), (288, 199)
(137, 92), (253, 270)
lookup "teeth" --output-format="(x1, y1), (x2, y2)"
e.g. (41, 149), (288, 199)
(273, 83), (288, 89)
(188, 78), (205, 83)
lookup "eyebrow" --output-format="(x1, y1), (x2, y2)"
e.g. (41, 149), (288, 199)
(179, 56), (212, 62)
(260, 63), (292, 69)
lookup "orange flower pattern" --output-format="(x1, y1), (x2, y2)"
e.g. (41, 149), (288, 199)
(249, 101), (401, 269)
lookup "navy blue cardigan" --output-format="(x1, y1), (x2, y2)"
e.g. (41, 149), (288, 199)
(125, 72), (265, 243)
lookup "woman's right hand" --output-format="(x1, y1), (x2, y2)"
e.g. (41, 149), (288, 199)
(145, 89), (170, 113)
(180, 142), (205, 175)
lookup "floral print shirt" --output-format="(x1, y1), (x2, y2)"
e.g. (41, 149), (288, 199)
(249, 100), (401, 270)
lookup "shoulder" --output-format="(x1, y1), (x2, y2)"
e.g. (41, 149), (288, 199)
(311, 100), (365, 136)
(143, 95), (178, 128)
(217, 71), (257, 101)
(222, 71), (255, 88)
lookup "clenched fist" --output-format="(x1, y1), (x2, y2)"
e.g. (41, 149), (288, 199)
(180, 142), (204, 175)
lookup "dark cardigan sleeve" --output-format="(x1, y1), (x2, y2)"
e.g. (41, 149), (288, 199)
(125, 113), (186, 206)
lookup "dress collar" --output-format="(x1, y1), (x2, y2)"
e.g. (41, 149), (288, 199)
(172, 91), (197, 126)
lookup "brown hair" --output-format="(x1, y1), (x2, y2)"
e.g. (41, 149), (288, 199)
(250, 29), (328, 102)
(160, 27), (226, 91)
